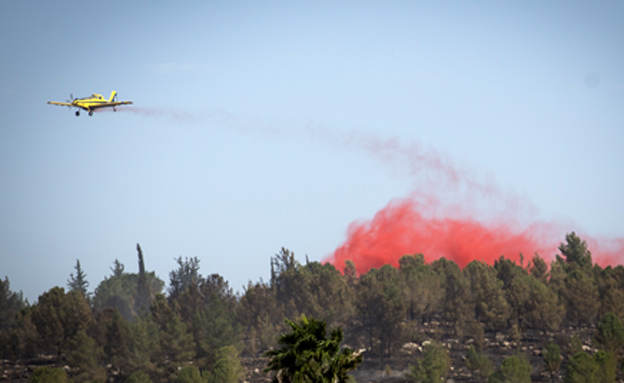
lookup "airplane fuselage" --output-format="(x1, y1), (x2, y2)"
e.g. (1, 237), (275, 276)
(73, 94), (112, 114)
(47, 91), (132, 116)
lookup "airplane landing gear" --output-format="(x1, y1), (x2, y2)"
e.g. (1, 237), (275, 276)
(89, 111), (93, 116)
(75, 111), (80, 117)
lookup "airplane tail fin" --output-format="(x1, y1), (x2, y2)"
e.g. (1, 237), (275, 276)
(109, 91), (117, 102)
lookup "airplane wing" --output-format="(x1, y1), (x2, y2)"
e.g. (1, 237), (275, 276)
(47, 101), (74, 107)
(90, 101), (133, 110)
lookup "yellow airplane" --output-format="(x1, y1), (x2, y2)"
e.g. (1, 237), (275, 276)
(47, 91), (133, 116)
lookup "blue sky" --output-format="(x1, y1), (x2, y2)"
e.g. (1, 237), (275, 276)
(1, 1), (623, 302)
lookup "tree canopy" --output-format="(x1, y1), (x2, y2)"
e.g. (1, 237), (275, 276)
(3, 233), (624, 382)
(264, 315), (363, 383)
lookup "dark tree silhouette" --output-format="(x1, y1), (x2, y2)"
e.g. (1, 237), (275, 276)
(264, 315), (362, 383)
(67, 259), (89, 298)
(136, 243), (152, 313)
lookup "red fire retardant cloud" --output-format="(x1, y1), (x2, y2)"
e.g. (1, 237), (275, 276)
(325, 198), (623, 275)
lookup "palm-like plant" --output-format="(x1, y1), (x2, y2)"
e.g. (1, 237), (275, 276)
(264, 315), (363, 383)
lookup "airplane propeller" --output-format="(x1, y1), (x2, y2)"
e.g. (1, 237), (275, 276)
(65, 94), (79, 115)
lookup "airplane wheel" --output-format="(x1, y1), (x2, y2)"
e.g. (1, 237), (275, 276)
(75, 111), (80, 116)
(89, 111), (93, 116)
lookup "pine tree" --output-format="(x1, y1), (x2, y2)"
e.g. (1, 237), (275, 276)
(102, 308), (132, 380)
(8, 306), (39, 360)
(355, 265), (405, 357)
(464, 261), (510, 331)
(594, 312), (624, 356)
(136, 243), (151, 313)
(489, 354), (531, 383)
(558, 232), (593, 271)
(465, 345), (492, 383)
(564, 351), (599, 383)
(530, 254), (549, 281)
(193, 296), (241, 370)
(236, 281), (280, 355)
(66, 330), (106, 382)
(30, 287), (91, 358)
(399, 254), (443, 325)
(542, 341), (562, 383)
(170, 366), (206, 383)
(406, 342), (451, 383)
(594, 350), (616, 383)
(67, 259), (89, 298)
(128, 316), (161, 378)
(111, 259), (125, 277)
(434, 258), (470, 336)
(0, 277), (25, 331)
(29, 367), (68, 383)
(562, 270), (599, 327)
(161, 314), (196, 370)
(168, 256), (202, 301)
(206, 345), (245, 383)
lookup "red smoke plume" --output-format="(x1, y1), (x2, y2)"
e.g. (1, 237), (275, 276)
(325, 198), (624, 275)
(319, 129), (623, 274)
(326, 198), (556, 273)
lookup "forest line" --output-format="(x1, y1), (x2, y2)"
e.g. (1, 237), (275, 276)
(1, 233), (624, 382)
